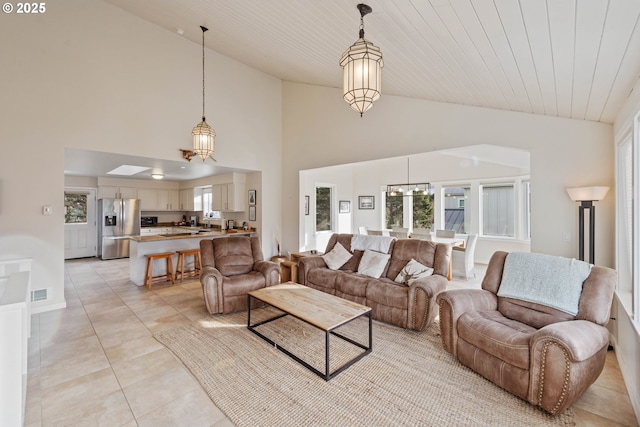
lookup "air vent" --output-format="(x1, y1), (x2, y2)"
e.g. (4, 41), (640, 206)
(31, 289), (47, 302)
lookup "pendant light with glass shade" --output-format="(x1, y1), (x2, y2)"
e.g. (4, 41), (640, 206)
(191, 25), (216, 162)
(340, 3), (384, 116)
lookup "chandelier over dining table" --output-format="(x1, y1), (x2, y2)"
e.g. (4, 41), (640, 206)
(386, 158), (431, 196)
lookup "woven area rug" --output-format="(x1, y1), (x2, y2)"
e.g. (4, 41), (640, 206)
(154, 308), (575, 426)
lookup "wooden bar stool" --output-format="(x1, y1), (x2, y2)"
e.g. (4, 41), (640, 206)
(144, 252), (175, 290)
(175, 248), (202, 282)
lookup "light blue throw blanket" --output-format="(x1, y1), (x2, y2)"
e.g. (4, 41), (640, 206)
(351, 235), (396, 253)
(497, 252), (592, 316)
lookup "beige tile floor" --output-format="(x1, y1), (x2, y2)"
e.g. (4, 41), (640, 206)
(24, 258), (638, 426)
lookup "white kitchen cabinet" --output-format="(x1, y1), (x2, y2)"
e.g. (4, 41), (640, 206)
(159, 189), (179, 211)
(138, 188), (160, 210)
(212, 183), (245, 212)
(99, 185), (137, 199)
(179, 188), (195, 211)
(139, 189), (179, 211)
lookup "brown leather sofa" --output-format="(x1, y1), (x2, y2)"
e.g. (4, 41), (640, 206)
(199, 236), (280, 314)
(436, 251), (617, 415)
(298, 233), (451, 331)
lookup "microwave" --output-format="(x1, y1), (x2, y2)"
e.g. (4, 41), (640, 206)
(141, 216), (158, 227)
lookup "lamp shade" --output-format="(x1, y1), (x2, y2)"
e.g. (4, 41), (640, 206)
(340, 37), (383, 115)
(192, 119), (216, 161)
(566, 186), (609, 202)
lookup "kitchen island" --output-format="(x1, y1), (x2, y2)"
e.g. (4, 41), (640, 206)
(129, 229), (255, 286)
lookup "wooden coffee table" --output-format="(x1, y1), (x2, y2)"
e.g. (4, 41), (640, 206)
(247, 282), (372, 381)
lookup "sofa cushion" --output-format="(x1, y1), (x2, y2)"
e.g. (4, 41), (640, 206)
(322, 242), (352, 270)
(212, 237), (254, 276)
(357, 249), (391, 279)
(335, 271), (371, 299)
(394, 259), (434, 285)
(457, 310), (535, 370)
(307, 267), (340, 291)
(222, 272), (268, 296)
(366, 278), (409, 308)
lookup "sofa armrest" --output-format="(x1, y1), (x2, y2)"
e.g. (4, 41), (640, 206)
(436, 289), (497, 356)
(200, 266), (224, 314)
(408, 275), (448, 330)
(529, 320), (610, 414)
(297, 256), (327, 285)
(253, 260), (281, 286)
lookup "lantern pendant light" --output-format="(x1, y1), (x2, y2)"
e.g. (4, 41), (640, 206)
(339, 3), (384, 116)
(192, 25), (216, 161)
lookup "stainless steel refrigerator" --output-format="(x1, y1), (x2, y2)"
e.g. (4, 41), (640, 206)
(98, 198), (141, 260)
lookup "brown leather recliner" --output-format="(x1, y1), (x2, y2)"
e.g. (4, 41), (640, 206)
(436, 251), (617, 415)
(199, 236), (280, 314)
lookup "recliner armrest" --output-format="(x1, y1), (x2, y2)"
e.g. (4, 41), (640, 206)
(200, 266), (224, 314)
(529, 320), (610, 414)
(297, 256), (327, 285)
(407, 275), (448, 330)
(253, 260), (281, 286)
(531, 320), (609, 363)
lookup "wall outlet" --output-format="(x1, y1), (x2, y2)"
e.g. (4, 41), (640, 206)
(562, 232), (571, 242)
(42, 206), (52, 216)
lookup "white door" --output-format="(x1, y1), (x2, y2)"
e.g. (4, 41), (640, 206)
(64, 188), (97, 259)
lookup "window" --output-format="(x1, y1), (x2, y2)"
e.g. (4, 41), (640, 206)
(315, 186), (332, 232)
(385, 194), (404, 229)
(442, 186), (469, 233)
(64, 193), (87, 224)
(412, 191), (434, 230)
(618, 129), (635, 318)
(481, 184), (515, 237)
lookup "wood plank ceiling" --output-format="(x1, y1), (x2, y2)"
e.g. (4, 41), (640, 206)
(105, 0), (640, 124)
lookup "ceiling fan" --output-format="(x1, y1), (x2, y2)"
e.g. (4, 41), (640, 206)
(180, 149), (217, 163)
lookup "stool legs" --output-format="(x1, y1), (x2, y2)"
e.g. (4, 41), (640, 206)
(175, 250), (201, 282)
(144, 252), (175, 290)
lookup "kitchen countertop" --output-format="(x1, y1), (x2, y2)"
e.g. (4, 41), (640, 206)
(130, 228), (254, 242)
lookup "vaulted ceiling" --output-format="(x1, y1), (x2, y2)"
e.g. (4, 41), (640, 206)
(105, 0), (640, 124)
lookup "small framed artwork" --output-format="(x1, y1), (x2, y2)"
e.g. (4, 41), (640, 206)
(248, 189), (256, 206)
(358, 196), (375, 210)
(304, 195), (310, 215)
(339, 200), (350, 213)
(249, 205), (256, 221)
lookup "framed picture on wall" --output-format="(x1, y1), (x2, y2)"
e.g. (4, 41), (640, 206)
(339, 200), (350, 213)
(249, 205), (256, 221)
(358, 196), (374, 210)
(248, 189), (256, 206)
(304, 195), (310, 215)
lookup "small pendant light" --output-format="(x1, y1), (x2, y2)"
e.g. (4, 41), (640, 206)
(192, 26), (216, 161)
(339, 4), (384, 116)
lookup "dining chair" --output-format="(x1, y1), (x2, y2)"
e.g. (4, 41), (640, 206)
(435, 229), (455, 238)
(412, 228), (431, 235)
(358, 226), (368, 235)
(367, 229), (383, 236)
(451, 234), (477, 279)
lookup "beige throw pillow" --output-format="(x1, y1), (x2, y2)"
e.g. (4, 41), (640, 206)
(322, 242), (352, 270)
(394, 259), (434, 285)
(357, 249), (391, 279)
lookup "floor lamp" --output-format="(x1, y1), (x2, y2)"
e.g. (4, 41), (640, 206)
(566, 186), (609, 263)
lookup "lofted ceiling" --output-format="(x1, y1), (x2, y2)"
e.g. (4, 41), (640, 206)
(104, 0), (640, 124)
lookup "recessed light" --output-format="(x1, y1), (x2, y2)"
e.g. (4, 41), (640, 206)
(176, 28), (184, 35)
(151, 173), (164, 180)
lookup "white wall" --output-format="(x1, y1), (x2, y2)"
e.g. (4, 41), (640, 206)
(0, 1), (282, 312)
(282, 82), (614, 268)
